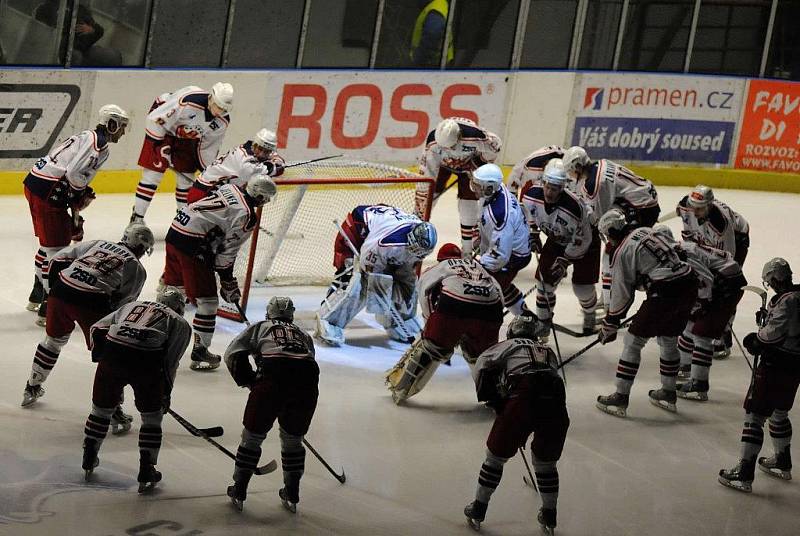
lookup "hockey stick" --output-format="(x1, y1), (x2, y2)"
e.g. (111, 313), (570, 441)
(519, 448), (539, 493)
(557, 316), (634, 370)
(167, 409), (277, 476)
(302, 438), (347, 483)
(284, 154), (344, 169)
(502, 285), (537, 318)
(535, 251), (566, 385)
(730, 329), (753, 371)
(656, 210), (679, 224)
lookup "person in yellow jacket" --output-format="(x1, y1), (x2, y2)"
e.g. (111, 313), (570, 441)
(410, 0), (453, 67)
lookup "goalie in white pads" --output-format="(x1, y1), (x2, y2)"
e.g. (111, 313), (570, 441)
(464, 316), (568, 534)
(506, 145), (564, 198)
(595, 210), (697, 417)
(521, 159), (599, 336)
(315, 205), (437, 346)
(719, 258), (800, 492)
(385, 243), (503, 404)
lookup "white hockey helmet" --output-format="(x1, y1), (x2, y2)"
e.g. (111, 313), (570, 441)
(266, 296), (295, 322)
(598, 208), (628, 242)
(254, 128), (278, 152)
(157, 285), (186, 316)
(407, 221), (438, 259)
(762, 257), (792, 289)
(121, 223), (155, 257)
(210, 82), (234, 112)
(470, 163), (504, 198)
(651, 224), (674, 240)
(98, 104), (129, 134)
(541, 158), (568, 187)
(245, 175), (278, 206)
(688, 185), (714, 208)
(562, 146), (590, 178)
(434, 118), (460, 148)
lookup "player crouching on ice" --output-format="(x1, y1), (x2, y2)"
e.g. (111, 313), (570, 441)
(385, 243), (503, 404)
(81, 287), (192, 492)
(464, 315), (569, 535)
(315, 205), (437, 346)
(595, 210), (697, 417)
(224, 297), (318, 513)
(719, 258), (799, 493)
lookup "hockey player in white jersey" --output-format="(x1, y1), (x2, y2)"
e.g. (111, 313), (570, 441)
(23, 104), (129, 325)
(162, 177), (277, 371)
(131, 83), (233, 223)
(506, 145), (564, 198)
(595, 210), (697, 417)
(521, 159), (598, 336)
(719, 258), (800, 492)
(21, 224), (152, 408)
(385, 243), (503, 404)
(315, 205), (437, 346)
(472, 164), (532, 317)
(464, 316), (568, 534)
(186, 128), (285, 204)
(81, 287), (192, 492)
(418, 117), (502, 255)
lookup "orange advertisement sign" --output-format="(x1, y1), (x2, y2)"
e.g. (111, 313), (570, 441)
(735, 79), (800, 173)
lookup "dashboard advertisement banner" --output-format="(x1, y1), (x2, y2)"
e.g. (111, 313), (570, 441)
(735, 79), (800, 174)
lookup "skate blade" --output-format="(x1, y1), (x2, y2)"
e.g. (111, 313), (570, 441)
(281, 499), (297, 514)
(189, 361), (220, 371)
(649, 398), (677, 413)
(466, 517), (481, 531)
(26, 302), (41, 312)
(111, 423), (132, 435)
(137, 482), (157, 494)
(717, 475), (752, 493)
(229, 497), (244, 511)
(676, 391), (708, 402)
(84, 469), (93, 482)
(713, 350), (731, 360)
(758, 465), (792, 481)
(595, 402), (626, 418)
(34, 317), (46, 327)
(540, 525), (555, 536)
(21, 396), (38, 408)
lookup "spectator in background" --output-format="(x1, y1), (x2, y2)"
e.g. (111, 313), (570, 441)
(35, 0), (120, 66)
(410, 0), (451, 68)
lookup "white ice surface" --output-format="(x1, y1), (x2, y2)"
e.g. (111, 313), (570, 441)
(1, 186), (799, 536)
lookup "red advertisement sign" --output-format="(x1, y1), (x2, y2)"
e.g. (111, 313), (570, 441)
(735, 79), (800, 173)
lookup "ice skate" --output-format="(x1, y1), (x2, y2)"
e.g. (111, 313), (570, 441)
(648, 388), (677, 413)
(279, 487), (298, 513)
(758, 450), (792, 481)
(596, 392), (629, 418)
(676, 379), (709, 401)
(227, 482), (247, 511)
(718, 460), (754, 493)
(111, 406), (133, 435)
(314, 314), (344, 347)
(677, 364), (691, 381)
(190, 344), (221, 371)
(82, 439), (100, 482)
(713, 341), (730, 359)
(21, 382), (45, 407)
(137, 454), (162, 494)
(538, 507), (557, 535)
(128, 207), (145, 226)
(27, 276), (44, 311)
(35, 297), (47, 327)
(464, 500), (487, 531)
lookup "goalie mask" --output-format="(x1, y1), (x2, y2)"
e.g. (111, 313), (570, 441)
(266, 296), (295, 322)
(121, 223), (155, 257)
(762, 257), (792, 290)
(157, 285), (186, 316)
(253, 128), (277, 161)
(407, 222), (437, 259)
(98, 104), (129, 142)
(470, 163), (504, 198)
(562, 146), (590, 179)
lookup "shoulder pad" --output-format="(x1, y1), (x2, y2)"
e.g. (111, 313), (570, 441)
(94, 127), (108, 149)
(180, 91), (209, 108)
(708, 204), (726, 232)
(242, 140), (254, 155)
(487, 191), (507, 227)
(558, 190), (583, 218)
(425, 129), (436, 146)
(583, 162), (601, 196)
(380, 224), (414, 247)
(522, 185), (545, 201)
(458, 122), (487, 140)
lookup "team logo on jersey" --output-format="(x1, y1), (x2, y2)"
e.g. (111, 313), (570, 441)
(584, 88), (604, 110)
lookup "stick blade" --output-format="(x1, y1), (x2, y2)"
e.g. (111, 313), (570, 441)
(255, 458), (278, 475)
(336, 469), (346, 483)
(188, 426), (224, 438)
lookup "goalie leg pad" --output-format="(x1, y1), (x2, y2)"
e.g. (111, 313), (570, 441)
(386, 338), (453, 403)
(315, 271), (365, 345)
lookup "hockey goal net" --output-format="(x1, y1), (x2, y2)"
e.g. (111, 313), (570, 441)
(218, 158), (434, 321)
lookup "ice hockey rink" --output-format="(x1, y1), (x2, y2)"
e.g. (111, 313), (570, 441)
(1, 185), (799, 536)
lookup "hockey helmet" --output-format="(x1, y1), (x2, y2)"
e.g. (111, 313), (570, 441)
(434, 118), (460, 148)
(98, 104), (129, 138)
(266, 296), (295, 322)
(470, 163), (504, 198)
(598, 208), (628, 243)
(246, 175), (278, 206)
(210, 82), (234, 112)
(562, 146), (590, 179)
(407, 221), (438, 259)
(688, 185), (714, 208)
(541, 158), (568, 187)
(437, 243), (462, 261)
(651, 224), (674, 240)
(762, 257), (792, 289)
(254, 128), (277, 152)
(121, 223), (155, 257)
(506, 313), (539, 339)
(156, 285), (186, 316)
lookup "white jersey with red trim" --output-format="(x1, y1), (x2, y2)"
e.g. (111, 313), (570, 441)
(166, 183), (256, 272)
(419, 117), (502, 177)
(145, 85), (230, 170)
(581, 159), (658, 224)
(676, 197), (749, 256)
(417, 258), (502, 319)
(607, 227), (692, 318)
(225, 319), (315, 363)
(359, 206), (425, 274)
(477, 185), (530, 272)
(196, 141), (284, 191)
(522, 186), (592, 261)
(758, 287), (800, 355)
(29, 129), (109, 193)
(507, 145), (564, 196)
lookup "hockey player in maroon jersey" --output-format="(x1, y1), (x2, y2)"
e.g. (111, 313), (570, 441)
(464, 315), (569, 535)
(719, 258), (800, 492)
(224, 297), (318, 514)
(418, 117), (502, 255)
(385, 243), (503, 404)
(161, 176), (277, 371)
(81, 287), (192, 493)
(21, 224), (152, 408)
(23, 104), (129, 325)
(595, 210), (697, 417)
(506, 145), (564, 198)
(130, 83), (233, 223)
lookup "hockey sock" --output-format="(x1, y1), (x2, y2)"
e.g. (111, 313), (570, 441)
(39, 246), (62, 292)
(678, 327), (694, 367)
(134, 170), (165, 218)
(532, 457), (559, 510)
(503, 284), (525, 317)
(84, 404), (115, 449)
(138, 411), (163, 465)
(475, 449), (508, 504)
(193, 297), (218, 348)
(174, 172), (193, 210)
(769, 410), (792, 454)
(280, 428), (305, 501)
(615, 332), (646, 395)
(234, 428), (267, 484)
(30, 335), (69, 385)
(572, 284), (597, 313)
(657, 336), (680, 390)
(34, 249), (47, 284)
(690, 336), (713, 382)
(600, 250), (612, 306)
(458, 198), (481, 255)
(740, 412), (767, 463)
(535, 280), (556, 321)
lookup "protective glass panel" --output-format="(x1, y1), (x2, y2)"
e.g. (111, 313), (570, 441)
(225, 0), (304, 68)
(447, 0), (521, 68)
(0, 0), (67, 65)
(73, 0), (152, 66)
(375, 0), (446, 68)
(578, 0), (623, 69)
(148, 0), (228, 67)
(617, 0), (693, 72)
(301, 0), (378, 68)
(765, 0), (800, 80)
(520, 0), (578, 69)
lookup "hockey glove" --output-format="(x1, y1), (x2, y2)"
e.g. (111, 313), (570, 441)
(551, 257), (570, 281)
(69, 186), (96, 211)
(219, 278), (241, 304)
(690, 299), (711, 321)
(161, 393), (171, 414)
(71, 215), (85, 242)
(269, 161), (285, 177)
(227, 351), (257, 388)
(756, 308), (768, 326)
(743, 332), (762, 355)
(598, 318), (619, 344)
(529, 231), (543, 254)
